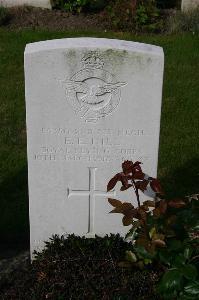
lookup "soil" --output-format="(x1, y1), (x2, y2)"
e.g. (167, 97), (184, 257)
(3, 6), (108, 31)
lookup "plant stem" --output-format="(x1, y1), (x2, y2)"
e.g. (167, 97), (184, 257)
(132, 179), (141, 208)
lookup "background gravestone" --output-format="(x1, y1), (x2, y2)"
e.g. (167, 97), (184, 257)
(25, 38), (164, 254)
(0, 0), (51, 9)
(181, 0), (199, 11)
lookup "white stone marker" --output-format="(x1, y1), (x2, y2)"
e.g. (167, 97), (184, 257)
(0, 0), (51, 9)
(25, 38), (164, 254)
(181, 0), (199, 11)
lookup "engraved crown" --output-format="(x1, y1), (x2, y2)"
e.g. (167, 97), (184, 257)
(82, 52), (104, 69)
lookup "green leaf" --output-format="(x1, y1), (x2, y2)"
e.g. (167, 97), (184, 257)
(168, 239), (182, 251)
(181, 264), (198, 280)
(144, 258), (152, 265)
(125, 226), (137, 239)
(125, 250), (137, 263)
(184, 282), (199, 296)
(173, 254), (186, 268)
(159, 269), (183, 291)
(158, 250), (171, 266)
(149, 227), (156, 239)
(134, 246), (154, 260)
(184, 247), (193, 260)
(192, 222), (199, 231)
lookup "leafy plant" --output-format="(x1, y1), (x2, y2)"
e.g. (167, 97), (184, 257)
(103, 0), (162, 32)
(51, 0), (107, 13)
(107, 160), (199, 299)
(51, 0), (89, 13)
(84, 0), (107, 13)
(0, 234), (159, 299)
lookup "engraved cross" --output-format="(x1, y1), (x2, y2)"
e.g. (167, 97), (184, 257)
(67, 167), (116, 237)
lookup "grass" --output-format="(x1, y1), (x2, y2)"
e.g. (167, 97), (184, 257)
(0, 29), (198, 251)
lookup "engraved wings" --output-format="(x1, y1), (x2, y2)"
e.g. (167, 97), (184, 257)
(62, 80), (89, 94)
(95, 82), (126, 96)
(62, 80), (126, 97)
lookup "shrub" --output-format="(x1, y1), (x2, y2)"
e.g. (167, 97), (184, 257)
(51, 0), (107, 13)
(0, 6), (10, 26)
(51, 0), (88, 13)
(84, 0), (107, 13)
(103, 0), (163, 32)
(107, 160), (199, 299)
(104, 0), (135, 30)
(0, 235), (160, 299)
(167, 8), (199, 33)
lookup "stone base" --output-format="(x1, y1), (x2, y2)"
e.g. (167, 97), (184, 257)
(0, 0), (52, 9)
(181, 0), (199, 11)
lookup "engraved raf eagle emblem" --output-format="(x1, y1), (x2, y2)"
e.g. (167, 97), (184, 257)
(62, 80), (126, 105)
(61, 51), (127, 122)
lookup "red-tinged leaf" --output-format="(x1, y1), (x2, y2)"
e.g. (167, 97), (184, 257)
(132, 161), (145, 179)
(168, 198), (186, 208)
(160, 200), (168, 214)
(108, 198), (122, 207)
(122, 160), (134, 175)
(143, 200), (155, 207)
(135, 180), (149, 192)
(109, 206), (123, 214)
(133, 172), (145, 180)
(109, 202), (134, 215)
(120, 184), (133, 191)
(140, 204), (149, 211)
(130, 209), (140, 219)
(150, 178), (163, 194)
(107, 174), (120, 191)
(120, 174), (129, 188)
(139, 219), (146, 226)
(152, 239), (166, 247)
(121, 203), (135, 217)
(136, 236), (150, 249)
(122, 207), (139, 219)
(156, 200), (167, 214)
(137, 208), (147, 220)
(133, 161), (142, 169)
(153, 208), (161, 218)
(122, 215), (133, 226)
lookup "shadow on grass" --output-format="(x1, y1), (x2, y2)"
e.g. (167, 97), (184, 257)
(160, 157), (199, 199)
(0, 166), (29, 258)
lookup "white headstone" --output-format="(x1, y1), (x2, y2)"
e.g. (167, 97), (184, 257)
(0, 0), (51, 9)
(181, 0), (199, 11)
(25, 38), (164, 254)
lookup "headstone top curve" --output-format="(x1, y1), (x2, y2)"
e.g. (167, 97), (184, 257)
(25, 37), (163, 57)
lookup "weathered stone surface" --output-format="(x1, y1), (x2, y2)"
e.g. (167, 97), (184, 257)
(25, 38), (164, 254)
(181, 0), (199, 11)
(0, 0), (51, 9)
